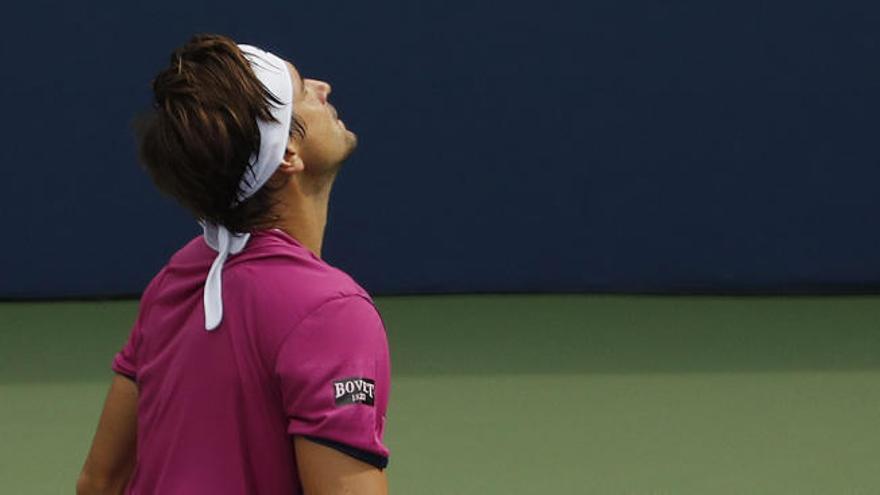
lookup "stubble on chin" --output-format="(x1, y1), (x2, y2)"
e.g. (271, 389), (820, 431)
(339, 131), (358, 161)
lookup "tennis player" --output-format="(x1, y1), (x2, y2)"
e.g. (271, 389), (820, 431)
(77, 34), (390, 494)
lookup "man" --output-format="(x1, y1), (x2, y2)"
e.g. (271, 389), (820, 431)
(77, 34), (390, 494)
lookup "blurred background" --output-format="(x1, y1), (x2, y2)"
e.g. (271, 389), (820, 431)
(1, 0), (878, 493)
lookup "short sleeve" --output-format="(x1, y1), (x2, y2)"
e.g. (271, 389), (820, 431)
(111, 269), (165, 381)
(111, 321), (140, 381)
(275, 295), (391, 467)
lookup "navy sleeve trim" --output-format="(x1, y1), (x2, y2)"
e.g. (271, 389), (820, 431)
(303, 436), (389, 470)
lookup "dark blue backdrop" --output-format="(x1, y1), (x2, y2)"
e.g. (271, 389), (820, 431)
(2, 0), (879, 298)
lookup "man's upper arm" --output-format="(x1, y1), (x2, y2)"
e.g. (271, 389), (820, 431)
(294, 436), (388, 495)
(78, 374), (138, 493)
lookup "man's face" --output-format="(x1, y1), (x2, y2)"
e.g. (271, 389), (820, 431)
(285, 61), (357, 174)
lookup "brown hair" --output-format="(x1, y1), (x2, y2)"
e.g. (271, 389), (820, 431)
(137, 34), (305, 233)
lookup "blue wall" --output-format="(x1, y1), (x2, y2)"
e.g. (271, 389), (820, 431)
(2, 0), (879, 298)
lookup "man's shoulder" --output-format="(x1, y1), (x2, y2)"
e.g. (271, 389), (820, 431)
(229, 250), (367, 299)
(230, 262), (376, 359)
(222, 240), (372, 325)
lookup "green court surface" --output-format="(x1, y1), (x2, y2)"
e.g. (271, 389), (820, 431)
(2, 295), (879, 494)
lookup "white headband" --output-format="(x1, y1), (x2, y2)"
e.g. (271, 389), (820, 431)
(202, 43), (294, 330)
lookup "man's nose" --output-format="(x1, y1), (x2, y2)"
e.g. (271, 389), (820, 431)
(309, 79), (332, 102)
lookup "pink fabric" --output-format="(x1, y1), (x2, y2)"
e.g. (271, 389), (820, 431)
(112, 229), (390, 494)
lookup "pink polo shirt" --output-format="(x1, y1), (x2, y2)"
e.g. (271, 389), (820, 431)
(112, 229), (390, 494)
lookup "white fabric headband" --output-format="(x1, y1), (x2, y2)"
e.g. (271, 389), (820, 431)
(202, 43), (294, 330)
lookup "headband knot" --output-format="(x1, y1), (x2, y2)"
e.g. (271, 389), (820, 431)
(201, 43), (293, 331)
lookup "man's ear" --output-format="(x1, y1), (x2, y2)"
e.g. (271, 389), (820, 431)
(279, 143), (305, 174)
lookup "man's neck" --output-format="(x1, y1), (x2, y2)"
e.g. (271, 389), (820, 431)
(273, 174), (335, 258)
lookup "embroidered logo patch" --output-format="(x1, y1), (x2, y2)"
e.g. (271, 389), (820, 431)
(333, 377), (376, 406)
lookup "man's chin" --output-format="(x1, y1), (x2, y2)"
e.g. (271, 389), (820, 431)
(342, 132), (358, 157)
(324, 137), (357, 173)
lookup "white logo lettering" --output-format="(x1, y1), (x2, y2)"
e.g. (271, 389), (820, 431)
(334, 382), (347, 399)
(333, 377), (377, 406)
